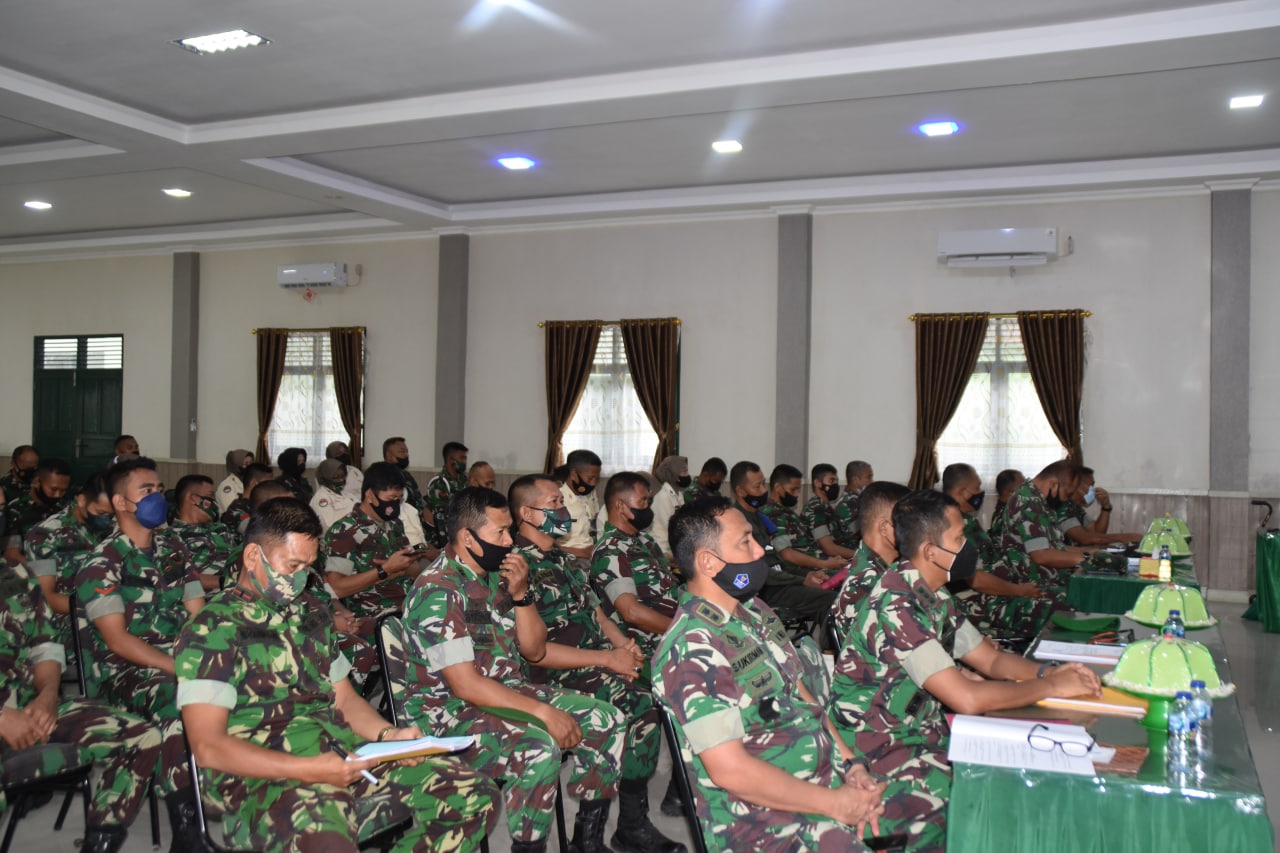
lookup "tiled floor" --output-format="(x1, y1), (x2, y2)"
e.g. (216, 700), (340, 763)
(7, 607), (1279, 852)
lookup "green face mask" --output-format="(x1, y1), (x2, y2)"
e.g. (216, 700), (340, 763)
(250, 546), (309, 606)
(196, 496), (219, 522)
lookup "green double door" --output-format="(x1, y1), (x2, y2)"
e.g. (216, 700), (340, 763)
(32, 336), (123, 483)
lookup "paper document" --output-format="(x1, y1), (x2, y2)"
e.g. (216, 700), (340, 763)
(1037, 687), (1148, 719)
(947, 715), (1097, 776)
(351, 735), (475, 763)
(1032, 641), (1125, 666)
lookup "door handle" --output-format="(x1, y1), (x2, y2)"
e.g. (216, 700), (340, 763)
(74, 438), (82, 459)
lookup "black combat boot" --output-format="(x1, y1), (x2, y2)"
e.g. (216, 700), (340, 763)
(164, 790), (209, 853)
(659, 772), (686, 817)
(510, 839), (549, 853)
(611, 778), (687, 853)
(80, 826), (129, 853)
(568, 798), (612, 853)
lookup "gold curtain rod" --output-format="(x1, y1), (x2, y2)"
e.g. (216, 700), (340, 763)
(537, 318), (681, 328)
(907, 311), (1091, 321)
(251, 326), (366, 334)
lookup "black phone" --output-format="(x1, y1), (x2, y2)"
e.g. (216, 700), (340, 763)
(865, 834), (909, 852)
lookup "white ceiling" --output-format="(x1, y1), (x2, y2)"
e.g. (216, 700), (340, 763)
(0, 0), (1277, 256)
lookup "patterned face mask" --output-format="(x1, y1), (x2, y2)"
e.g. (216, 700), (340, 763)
(535, 506), (573, 537)
(250, 546), (308, 606)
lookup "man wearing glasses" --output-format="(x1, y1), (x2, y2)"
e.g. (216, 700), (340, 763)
(827, 489), (1101, 853)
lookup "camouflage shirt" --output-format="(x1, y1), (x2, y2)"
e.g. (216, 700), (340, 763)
(681, 482), (721, 504)
(275, 473), (314, 503)
(400, 550), (525, 730)
(1052, 501), (1087, 534)
(0, 564), (66, 710)
(828, 561), (983, 754)
(653, 592), (842, 851)
(4, 493), (65, 552)
(801, 496), (841, 545)
(24, 505), (104, 593)
(590, 522), (679, 651)
(516, 537), (608, 682)
(0, 473), (31, 505)
(174, 586), (355, 751)
(988, 501), (1008, 542)
(75, 528), (203, 691)
(1000, 481), (1070, 584)
(832, 491), (862, 549)
(759, 502), (823, 566)
(220, 497), (251, 537)
(424, 470), (466, 534)
(831, 540), (892, 640)
(323, 506), (412, 618)
(401, 470), (425, 512)
(169, 519), (239, 584)
(962, 514), (1021, 583)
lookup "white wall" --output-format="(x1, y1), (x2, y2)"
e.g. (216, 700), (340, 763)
(465, 216), (778, 473)
(811, 193), (1213, 490)
(1250, 187), (1280, 494)
(0, 254), (174, 457)
(196, 237), (438, 464)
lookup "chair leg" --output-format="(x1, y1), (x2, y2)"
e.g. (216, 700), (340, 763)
(149, 781), (162, 849)
(1, 795), (24, 853)
(554, 778), (568, 853)
(54, 788), (76, 830)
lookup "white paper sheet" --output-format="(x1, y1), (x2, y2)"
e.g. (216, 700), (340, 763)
(947, 715), (1097, 776)
(1032, 640), (1125, 665)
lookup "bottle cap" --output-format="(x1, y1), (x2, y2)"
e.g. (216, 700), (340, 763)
(1190, 680), (1206, 689)
(1175, 691), (1193, 700)
(1169, 609), (1181, 616)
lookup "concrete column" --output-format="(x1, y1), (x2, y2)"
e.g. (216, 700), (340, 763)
(775, 211), (812, 467)
(435, 232), (470, 449)
(169, 251), (199, 459)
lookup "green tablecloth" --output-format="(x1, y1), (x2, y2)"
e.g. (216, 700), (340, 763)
(1255, 533), (1280, 633)
(1066, 562), (1199, 615)
(947, 620), (1273, 853)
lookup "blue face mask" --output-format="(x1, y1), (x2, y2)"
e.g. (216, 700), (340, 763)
(86, 512), (114, 536)
(1083, 486), (1097, 507)
(132, 492), (168, 529)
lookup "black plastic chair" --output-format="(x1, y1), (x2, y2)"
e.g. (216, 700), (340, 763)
(657, 706), (708, 853)
(0, 743), (94, 853)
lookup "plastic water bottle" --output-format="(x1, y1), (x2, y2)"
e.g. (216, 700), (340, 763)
(1158, 544), (1172, 581)
(1167, 692), (1199, 786)
(1161, 609), (1186, 638)
(1190, 679), (1214, 761)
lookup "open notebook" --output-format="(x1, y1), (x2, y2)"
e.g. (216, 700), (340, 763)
(350, 735), (475, 764)
(947, 715), (1097, 776)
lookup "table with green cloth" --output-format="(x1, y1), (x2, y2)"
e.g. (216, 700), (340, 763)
(1253, 532), (1280, 633)
(1066, 560), (1199, 615)
(947, 617), (1272, 853)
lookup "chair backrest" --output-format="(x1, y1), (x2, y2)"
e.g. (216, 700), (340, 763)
(374, 614), (409, 728)
(825, 617), (842, 658)
(68, 592), (91, 697)
(657, 705), (710, 853)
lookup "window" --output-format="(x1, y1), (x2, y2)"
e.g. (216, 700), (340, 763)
(936, 317), (1064, 483)
(562, 326), (659, 472)
(267, 332), (350, 461)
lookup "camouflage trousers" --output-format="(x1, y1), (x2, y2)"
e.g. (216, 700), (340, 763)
(954, 590), (1057, 637)
(205, 749), (498, 852)
(435, 687), (624, 843)
(337, 631), (379, 690)
(549, 666), (659, 781)
(98, 665), (189, 795)
(792, 635), (832, 708)
(851, 733), (949, 853)
(0, 699), (161, 827)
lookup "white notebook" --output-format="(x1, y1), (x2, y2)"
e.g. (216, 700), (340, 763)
(1032, 640), (1125, 666)
(947, 715), (1097, 776)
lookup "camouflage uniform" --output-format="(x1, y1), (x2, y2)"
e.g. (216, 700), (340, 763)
(1052, 501), (1088, 536)
(999, 482), (1073, 605)
(401, 550), (625, 844)
(987, 501), (1008, 542)
(590, 522), (680, 655)
(0, 564), (162, 828)
(0, 472), (28, 505)
(831, 541), (892, 641)
(423, 469), (466, 546)
(75, 528), (201, 793)
(761, 502), (825, 566)
(517, 537), (660, 782)
(833, 491), (862, 549)
(681, 482), (720, 504)
(742, 506), (837, 622)
(220, 496), (251, 538)
(802, 496), (842, 549)
(4, 493), (64, 553)
(275, 473), (314, 503)
(323, 506), (414, 621)
(175, 586), (498, 852)
(653, 592), (864, 852)
(23, 504), (106, 645)
(400, 470), (425, 512)
(828, 562), (979, 853)
(953, 514), (1057, 636)
(169, 518), (239, 590)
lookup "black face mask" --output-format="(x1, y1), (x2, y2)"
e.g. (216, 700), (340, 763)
(822, 483), (841, 501)
(934, 540), (979, 582)
(394, 457), (410, 470)
(14, 467), (35, 483)
(779, 493), (799, 509)
(711, 555), (770, 600)
(371, 495), (401, 522)
(571, 476), (595, 496)
(466, 529), (512, 573)
(744, 493), (767, 509)
(968, 492), (985, 511)
(336, 453), (352, 466)
(628, 506), (654, 531)
(283, 456), (306, 477)
(35, 485), (61, 506)
(1045, 491), (1064, 511)
(705, 479), (724, 493)
(677, 474), (692, 488)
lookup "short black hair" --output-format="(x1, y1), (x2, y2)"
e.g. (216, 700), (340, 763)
(448, 487), (508, 542)
(670, 495), (735, 574)
(769, 464), (803, 489)
(244, 463), (274, 487)
(604, 471), (648, 508)
(106, 457), (158, 497)
(112, 435), (136, 450)
(10, 444), (35, 461)
(729, 461), (760, 491)
(508, 474), (558, 524)
(1037, 460), (1080, 482)
(81, 472), (109, 501)
(175, 473), (214, 504)
(893, 490), (960, 561)
(362, 461), (405, 500)
(382, 436), (406, 455)
(551, 464), (570, 483)
(1080, 466), (1095, 478)
(250, 481), (292, 509)
(941, 463), (977, 496)
(244, 496), (324, 550)
(858, 480), (912, 526)
(442, 441), (468, 459)
(846, 460), (872, 482)
(35, 457), (72, 479)
(811, 463), (837, 482)
(995, 469), (1024, 495)
(566, 449), (602, 472)
(700, 457), (728, 476)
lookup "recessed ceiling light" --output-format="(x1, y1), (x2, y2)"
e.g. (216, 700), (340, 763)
(23, 200), (52, 210)
(497, 156), (536, 170)
(162, 188), (192, 198)
(1229, 94), (1265, 109)
(712, 140), (743, 154)
(173, 29), (269, 56)
(917, 121), (960, 137)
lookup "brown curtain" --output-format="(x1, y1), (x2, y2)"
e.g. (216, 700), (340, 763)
(329, 327), (365, 467)
(1018, 310), (1086, 465)
(620, 318), (680, 467)
(543, 320), (603, 472)
(908, 312), (989, 489)
(255, 329), (289, 461)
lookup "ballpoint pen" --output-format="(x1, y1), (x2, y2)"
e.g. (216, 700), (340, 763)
(332, 745), (378, 786)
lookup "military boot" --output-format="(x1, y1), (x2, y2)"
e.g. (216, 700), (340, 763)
(80, 826), (128, 853)
(611, 778), (686, 853)
(567, 798), (612, 853)
(510, 839), (548, 853)
(659, 773), (686, 817)
(164, 790), (209, 853)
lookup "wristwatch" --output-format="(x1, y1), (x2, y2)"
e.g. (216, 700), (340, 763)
(376, 565), (389, 581)
(1037, 661), (1061, 679)
(511, 593), (534, 607)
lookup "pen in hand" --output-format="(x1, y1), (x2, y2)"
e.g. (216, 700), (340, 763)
(332, 745), (379, 786)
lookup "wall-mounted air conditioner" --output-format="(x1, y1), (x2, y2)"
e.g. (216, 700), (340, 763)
(277, 262), (348, 289)
(937, 228), (1062, 268)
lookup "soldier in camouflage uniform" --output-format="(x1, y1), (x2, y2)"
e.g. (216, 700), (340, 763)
(656, 496), (885, 853)
(803, 463), (858, 562)
(3, 456), (72, 563)
(681, 457), (727, 505)
(0, 445), (38, 505)
(1054, 467), (1141, 548)
(987, 468), (1025, 542)
(219, 462), (274, 537)
(169, 474), (240, 592)
(175, 496), (498, 853)
(24, 472), (114, 648)
(998, 461), (1092, 607)
(275, 447), (314, 503)
(400, 487), (625, 853)
(829, 491), (1100, 852)
(0, 561), (162, 853)
(509, 474), (683, 853)
(831, 482), (911, 641)
(761, 465), (848, 575)
(833, 460), (876, 550)
(424, 441), (469, 548)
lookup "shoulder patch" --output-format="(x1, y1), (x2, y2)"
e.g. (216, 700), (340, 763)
(319, 499), (328, 507)
(693, 601), (726, 626)
(221, 485), (235, 493)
